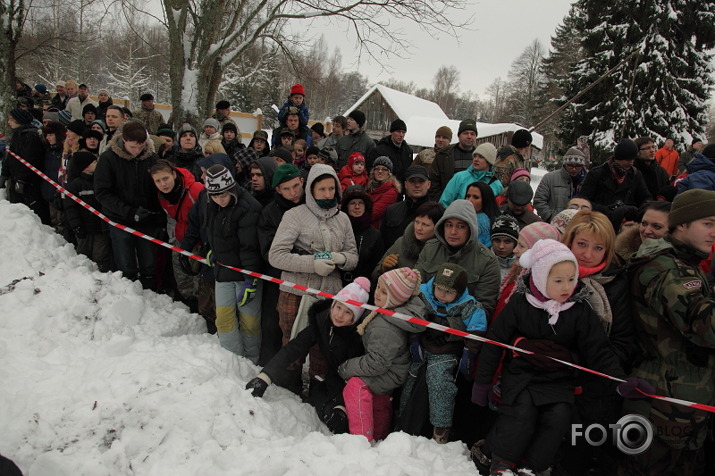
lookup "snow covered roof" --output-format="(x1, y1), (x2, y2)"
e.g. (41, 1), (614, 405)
(405, 116), (544, 150)
(344, 84), (449, 122)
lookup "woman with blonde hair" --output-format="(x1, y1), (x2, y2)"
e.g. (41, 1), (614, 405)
(558, 210), (634, 474)
(202, 140), (226, 156)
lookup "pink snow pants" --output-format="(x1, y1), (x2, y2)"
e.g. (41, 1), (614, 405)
(343, 377), (392, 442)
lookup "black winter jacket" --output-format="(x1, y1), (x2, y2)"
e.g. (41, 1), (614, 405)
(94, 135), (165, 231)
(579, 160), (651, 210)
(203, 185), (262, 282)
(380, 195), (431, 249)
(367, 135), (414, 183)
(64, 173), (106, 234)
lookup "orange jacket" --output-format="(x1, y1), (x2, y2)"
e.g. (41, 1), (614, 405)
(655, 147), (679, 177)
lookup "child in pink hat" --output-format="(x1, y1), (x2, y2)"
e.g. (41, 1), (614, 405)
(338, 267), (422, 442)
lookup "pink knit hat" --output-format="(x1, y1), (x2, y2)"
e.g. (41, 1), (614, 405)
(519, 222), (561, 249)
(510, 168), (531, 183)
(519, 239), (578, 298)
(333, 277), (371, 322)
(378, 267), (422, 308)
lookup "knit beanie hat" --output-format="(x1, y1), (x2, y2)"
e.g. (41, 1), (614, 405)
(272, 163), (301, 188)
(9, 108), (33, 125)
(436, 126), (453, 141)
(348, 110), (366, 128)
(84, 129), (104, 142)
(92, 119), (107, 133)
(97, 88), (110, 97)
(221, 122), (238, 134)
(203, 118), (220, 131)
(43, 111), (60, 123)
(69, 151), (97, 178)
(550, 209), (579, 235)
(511, 129), (533, 148)
(614, 139), (638, 161)
(519, 239), (578, 299)
(311, 122), (325, 137)
(290, 84), (305, 96)
(34, 83), (48, 94)
(519, 222), (561, 249)
(333, 277), (371, 322)
(215, 100), (230, 110)
(348, 152), (366, 168)
(702, 144), (715, 160)
(373, 156), (393, 173)
(156, 124), (174, 138)
(177, 123), (197, 138)
(491, 214), (520, 243)
(270, 146), (294, 164)
(669, 189), (715, 228)
(378, 267), (422, 308)
(390, 119), (407, 132)
(510, 168), (531, 182)
(562, 147), (587, 166)
(139, 93), (154, 101)
(473, 142), (497, 165)
(57, 109), (72, 125)
(458, 119), (478, 136)
(433, 263), (468, 296)
(67, 120), (86, 136)
(205, 164), (236, 195)
(82, 103), (97, 116)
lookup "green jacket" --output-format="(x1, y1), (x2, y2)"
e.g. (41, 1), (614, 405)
(629, 236), (715, 405)
(415, 199), (500, 315)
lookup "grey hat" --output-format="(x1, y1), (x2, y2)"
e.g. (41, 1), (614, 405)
(562, 147), (587, 166)
(203, 118), (220, 131)
(373, 156), (393, 173)
(507, 180), (533, 206)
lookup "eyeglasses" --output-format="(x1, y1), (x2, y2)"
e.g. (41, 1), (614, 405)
(639, 145), (656, 151)
(373, 166), (389, 173)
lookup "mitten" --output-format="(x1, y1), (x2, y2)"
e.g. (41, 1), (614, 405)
(237, 277), (258, 306)
(133, 206), (152, 223)
(514, 338), (572, 372)
(205, 250), (218, 267)
(73, 226), (86, 240)
(472, 383), (492, 407)
(617, 377), (655, 399)
(381, 254), (399, 272)
(245, 374), (271, 398)
(331, 252), (347, 266)
(323, 406), (348, 434)
(314, 259), (336, 276)
(409, 341), (424, 363)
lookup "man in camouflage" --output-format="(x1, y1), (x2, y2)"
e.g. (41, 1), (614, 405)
(493, 128), (531, 188)
(622, 189), (715, 475)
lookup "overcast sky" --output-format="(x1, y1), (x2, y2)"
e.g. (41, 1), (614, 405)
(305, 0), (576, 98)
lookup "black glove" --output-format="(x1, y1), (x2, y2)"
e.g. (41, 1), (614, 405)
(73, 227), (86, 240)
(179, 254), (199, 276)
(0, 176), (6, 189)
(514, 338), (572, 372)
(323, 406), (348, 434)
(618, 377), (655, 399)
(133, 207), (152, 223)
(245, 377), (269, 398)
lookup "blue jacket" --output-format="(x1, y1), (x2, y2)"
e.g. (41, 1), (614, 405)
(678, 153), (715, 193)
(419, 278), (487, 334)
(439, 166), (503, 208)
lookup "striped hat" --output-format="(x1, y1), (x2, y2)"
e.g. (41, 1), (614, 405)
(519, 222), (561, 249)
(379, 267), (421, 308)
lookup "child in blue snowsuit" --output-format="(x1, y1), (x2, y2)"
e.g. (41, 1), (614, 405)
(400, 262), (487, 444)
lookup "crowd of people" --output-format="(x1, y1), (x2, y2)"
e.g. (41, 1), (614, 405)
(3, 78), (715, 476)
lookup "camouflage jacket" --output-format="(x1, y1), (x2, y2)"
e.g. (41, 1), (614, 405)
(493, 145), (525, 189)
(629, 235), (715, 404)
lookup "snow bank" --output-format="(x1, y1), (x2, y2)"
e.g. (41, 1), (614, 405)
(0, 196), (475, 476)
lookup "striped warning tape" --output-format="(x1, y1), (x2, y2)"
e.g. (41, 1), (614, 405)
(7, 148), (715, 414)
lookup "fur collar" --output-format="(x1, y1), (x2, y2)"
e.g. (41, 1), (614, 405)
(109, 133), (156, 161)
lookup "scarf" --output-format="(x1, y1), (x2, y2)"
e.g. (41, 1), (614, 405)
(578, 261), (606, 278)
(348, 212), (372, 233)
(525, 276), (575, 326)
(316, 197), (338, 209)
(578, 261), (614, 334)
(607, 159), (628, 186)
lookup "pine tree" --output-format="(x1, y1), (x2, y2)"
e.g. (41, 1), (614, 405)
(557, 0), (715, 162)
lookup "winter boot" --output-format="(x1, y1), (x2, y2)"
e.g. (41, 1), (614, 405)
(490, 455), (517, 476)
(471, 439), (492, 475)
(433, 426), (450, 444)
(516, 468), (537, 476)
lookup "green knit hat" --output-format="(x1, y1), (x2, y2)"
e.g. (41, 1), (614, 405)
(669, 189), (715, 228)
(271, 163), (301, 188)
(433, 263), (468, 296)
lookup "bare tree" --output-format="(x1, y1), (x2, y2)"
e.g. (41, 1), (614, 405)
(431, 65), (460, 116)
(505, 38), (546, 127)
(1, 0), (29, 123)
(483, 77), (509, 123)
(120, 0), (470, 126)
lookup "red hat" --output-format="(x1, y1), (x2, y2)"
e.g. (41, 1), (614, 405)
(290, 84), (305, 96)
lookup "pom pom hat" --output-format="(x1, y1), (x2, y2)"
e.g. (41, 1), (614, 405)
(379, 267), (421, 308)
(333, 277), (371, 322)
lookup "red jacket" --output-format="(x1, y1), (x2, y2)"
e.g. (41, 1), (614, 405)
(158, 167), (204, 242)
(369, 179), (399, 228)
(338, 164), (369, 190)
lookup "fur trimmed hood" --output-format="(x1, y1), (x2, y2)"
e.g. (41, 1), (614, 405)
(109, 132), (156, 161)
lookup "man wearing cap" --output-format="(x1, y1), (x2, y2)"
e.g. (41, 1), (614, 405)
(67, 83), (98, 121)
(580, 139), (651, 212)
(132, 93), (163, 134)
(1, 109), (51, 225)
(213, 100), (236, 130)
(367, 118), (413, 182)
(412, 126), (452, 173)
(533, 147), (588, 222)
(493, 129), (532, 188)
(429, 119), (478, 200)
(381, 165), (433, 249)
(257, 164), (305, 364)
(623, 189), (715, 475)
(336, 109), (375, 169)
(500, 180), (541, 229)
(51, 81), (69, 110)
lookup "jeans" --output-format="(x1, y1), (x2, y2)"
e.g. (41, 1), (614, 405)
(109, 225), (158, 290)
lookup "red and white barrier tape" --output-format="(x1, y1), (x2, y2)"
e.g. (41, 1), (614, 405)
(7, 149), (715, 414)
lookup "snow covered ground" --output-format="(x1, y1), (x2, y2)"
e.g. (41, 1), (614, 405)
(0, 192), (478, 476)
